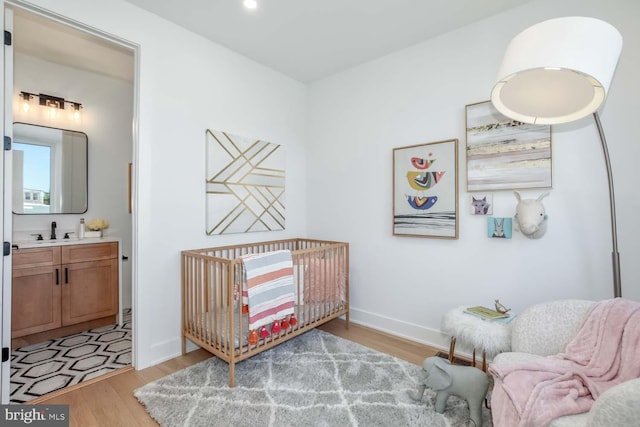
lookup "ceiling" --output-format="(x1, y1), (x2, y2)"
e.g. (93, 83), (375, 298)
(13, 7), (134, 82)
(123, 0), (536, 83)
(12, 1), (536, 85)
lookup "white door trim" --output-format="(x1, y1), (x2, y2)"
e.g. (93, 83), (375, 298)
(0, 0), (140, 401)
(0, 1), (13, 405)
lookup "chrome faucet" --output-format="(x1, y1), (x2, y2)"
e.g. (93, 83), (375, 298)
(50, 221), (57, 240)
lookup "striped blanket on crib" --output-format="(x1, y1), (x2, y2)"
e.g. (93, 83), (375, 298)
(241, 250), (295, 330)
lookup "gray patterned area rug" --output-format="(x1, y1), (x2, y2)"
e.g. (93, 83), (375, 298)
(135, 329), (493, 426)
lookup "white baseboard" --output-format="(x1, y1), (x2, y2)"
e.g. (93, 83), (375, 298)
(141, 337), (184, 369)
(348, 307), (475, 359)
(137, 309), (479, 371)
(185, 338), (199, 353)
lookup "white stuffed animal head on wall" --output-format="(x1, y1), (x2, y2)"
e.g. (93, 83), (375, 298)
(514, 191), (549, 239)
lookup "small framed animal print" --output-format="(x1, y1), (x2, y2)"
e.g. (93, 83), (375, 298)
(487, 217), (512, 239)
(470, 194), (493, 215)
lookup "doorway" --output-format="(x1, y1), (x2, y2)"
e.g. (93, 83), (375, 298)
(3, 3), (138, 403)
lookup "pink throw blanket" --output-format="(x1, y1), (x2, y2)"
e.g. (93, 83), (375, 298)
(490, 298), (640, 427)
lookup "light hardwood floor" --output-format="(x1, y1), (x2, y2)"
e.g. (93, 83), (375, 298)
(34, 319), (442, 427)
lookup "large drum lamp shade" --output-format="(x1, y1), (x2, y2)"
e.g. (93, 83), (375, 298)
(491, 17), (622, 125)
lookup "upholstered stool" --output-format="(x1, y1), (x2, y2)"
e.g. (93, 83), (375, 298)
(441, 306), (512, 371)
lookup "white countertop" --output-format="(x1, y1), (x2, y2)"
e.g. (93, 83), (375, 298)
(13, 236), (120, 250)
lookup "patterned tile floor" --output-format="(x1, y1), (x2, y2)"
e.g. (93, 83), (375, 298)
(10, 309), (131, 403)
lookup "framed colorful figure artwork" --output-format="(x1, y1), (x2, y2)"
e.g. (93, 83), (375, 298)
(465, 100), (552, 192)
(393, 139), (458, 239)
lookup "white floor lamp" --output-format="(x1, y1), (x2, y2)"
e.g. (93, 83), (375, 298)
(490, 17), (623, 298)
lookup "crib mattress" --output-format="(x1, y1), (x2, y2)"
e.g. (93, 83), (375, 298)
(189, 302), (344, 349)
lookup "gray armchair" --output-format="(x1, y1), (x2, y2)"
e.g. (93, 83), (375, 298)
(490, 299), (640, 427)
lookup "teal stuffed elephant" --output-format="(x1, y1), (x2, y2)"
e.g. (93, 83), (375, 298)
(409, 356), (489, 427)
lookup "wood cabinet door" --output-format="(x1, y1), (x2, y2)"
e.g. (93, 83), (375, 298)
(11, 266), (62, 337)
(12, 246), (61, 268)
(61, 259), (118, 326)
(61, 242), (118, 264)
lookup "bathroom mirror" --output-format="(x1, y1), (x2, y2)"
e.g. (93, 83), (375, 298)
(12, 123), (88, 214)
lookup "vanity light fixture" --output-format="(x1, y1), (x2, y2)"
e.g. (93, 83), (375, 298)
(20, 92), (31, 112)
(70, 102), (82, 120)
(20, 91), (83, 120)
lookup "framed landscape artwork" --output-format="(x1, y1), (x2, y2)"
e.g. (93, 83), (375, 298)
(465, 101), (552, 192)
(393, 139), (458, 239)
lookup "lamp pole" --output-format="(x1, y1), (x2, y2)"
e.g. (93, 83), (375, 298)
(593, 111), (622, 298)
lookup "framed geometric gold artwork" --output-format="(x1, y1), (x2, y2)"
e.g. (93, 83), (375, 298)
(206, 129), (285, 234)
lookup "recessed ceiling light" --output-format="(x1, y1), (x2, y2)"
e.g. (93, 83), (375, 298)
(243, 0), (257, 10)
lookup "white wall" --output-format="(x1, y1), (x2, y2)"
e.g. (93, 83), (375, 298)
(12, 53), (134, 309)
(10, 0), (309, 369)
(307, 0), (640, 351)
(11, 0), (638, 368)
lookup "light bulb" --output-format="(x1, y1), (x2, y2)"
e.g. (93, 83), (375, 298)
(243, 0), (257, 9)
(22, 101), (29, 112)
(73, 110), (80, 120)
(49, 107), (57, 118)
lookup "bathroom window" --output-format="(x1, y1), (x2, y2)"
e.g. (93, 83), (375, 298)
(14, 142), (52, 214)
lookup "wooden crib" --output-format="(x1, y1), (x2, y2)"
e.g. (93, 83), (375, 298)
(181, 238), (349, 386)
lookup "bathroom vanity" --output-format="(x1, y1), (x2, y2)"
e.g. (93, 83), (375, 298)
(11, 238), (120, 343)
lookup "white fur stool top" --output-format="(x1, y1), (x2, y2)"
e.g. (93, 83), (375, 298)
(441, 306), (512, 356)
